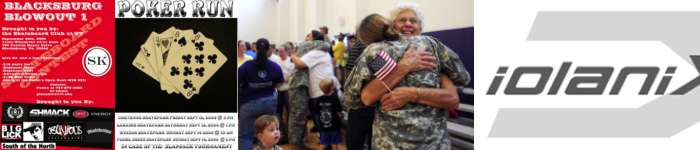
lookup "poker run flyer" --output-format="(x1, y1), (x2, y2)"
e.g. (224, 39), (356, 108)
(114, 0), (237, 150)
(1, 0), (115, 150)
(3, 0), (239, 149)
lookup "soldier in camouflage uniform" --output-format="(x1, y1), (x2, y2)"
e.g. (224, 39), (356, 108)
(287, 31), (331, 149)
(345, 12), (470, 149)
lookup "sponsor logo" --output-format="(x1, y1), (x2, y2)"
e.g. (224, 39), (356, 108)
(489, 12), (700, 137)
(72, 110), (89, 119)
(89, 111), (112, 117)
(22, 122), (43, 141)
(47, 124), (83, 136)
(46, 123), (83, 141)
(85, 122), (114, 145)
(5, 106), (24, 119)
(487, 63), (681, 95)
(87, 128), (112, 135)
(29, 109), (70, 117)
(1, 124), (22, 140)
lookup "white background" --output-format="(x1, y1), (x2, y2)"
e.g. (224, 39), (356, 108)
(238, 0), (474, 44)
(475, 0), (700, 149)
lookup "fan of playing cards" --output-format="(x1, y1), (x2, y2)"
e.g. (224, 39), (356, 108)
(132, 27), (228, 99)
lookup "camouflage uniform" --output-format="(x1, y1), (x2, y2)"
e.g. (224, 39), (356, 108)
(344, 36), (470, 150)
(287, 40), (331, 146)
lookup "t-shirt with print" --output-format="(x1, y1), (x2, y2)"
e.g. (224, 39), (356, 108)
(238, 60), (284, 105)
(300, 50), (336, 98)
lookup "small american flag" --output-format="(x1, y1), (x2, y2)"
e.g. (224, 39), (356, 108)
(372, 50), (396, 80)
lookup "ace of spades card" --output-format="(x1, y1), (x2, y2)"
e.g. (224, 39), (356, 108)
(159, 32), (227, 99)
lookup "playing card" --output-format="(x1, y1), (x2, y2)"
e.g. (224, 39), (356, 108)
(154, 28), (194, 66)
(141, 32), (157, 75)
(132, 27), (225, 99)
(154, 27), (177, 68)
(132, 44), (158, 81)
(164, 28), (194, 94)
(160, 32), (227, 99)
(153, 27), (194, 94)
(139, 32), (160, 81)
(168, 30), (195, 59)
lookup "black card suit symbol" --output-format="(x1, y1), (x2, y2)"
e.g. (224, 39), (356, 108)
(177, 37), (187, 46)
(183, 80), (193, 89)
(195, 54), (205, 64)
(170, 67), (180, 76)
(160, 40), (169, 48)
(195, 67), (205, 77)
(182, 54), (192, 64)
(207, 54), (218, 64)
(183, 66), (193, 76)
(195, 41), (205, 51)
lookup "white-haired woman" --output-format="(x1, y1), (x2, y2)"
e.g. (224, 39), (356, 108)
(345, 3), (470, 149)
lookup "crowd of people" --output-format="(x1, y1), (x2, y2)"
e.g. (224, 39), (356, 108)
(238, 2), (470, 150)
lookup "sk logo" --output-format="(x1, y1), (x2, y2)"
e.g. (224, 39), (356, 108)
(83, 47), (112, 77)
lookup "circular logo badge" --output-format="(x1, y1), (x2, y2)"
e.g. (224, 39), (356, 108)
(82, 47), (112, 77)
(72, 110), (89, 119)
(6, 106), (23, 119)
(257, 70), (267, 78)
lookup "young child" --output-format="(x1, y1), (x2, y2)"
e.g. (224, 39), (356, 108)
(255, 115), (283, 150)
(314, 79), (343, 150)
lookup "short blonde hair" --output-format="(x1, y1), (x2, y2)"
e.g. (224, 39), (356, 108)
(255, 115), (278, 134)
(319, 78), (335, 95)
(389, 2), (425, 28)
